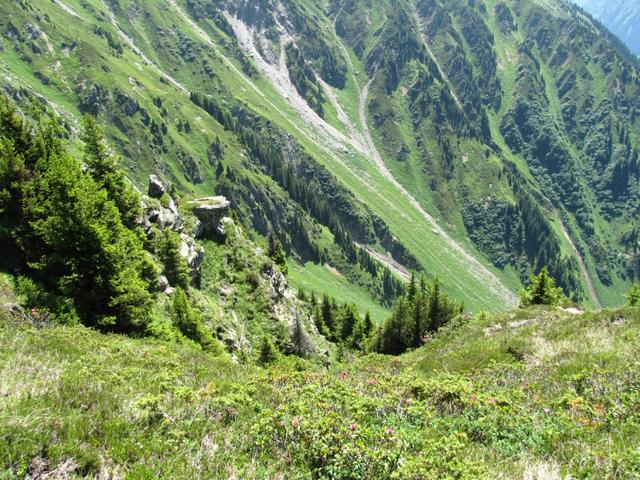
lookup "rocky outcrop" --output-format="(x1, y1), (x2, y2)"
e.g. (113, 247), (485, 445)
(148, 174), (165, 198)
(190, 196), (231, 237)
(180, 233), (205, 282)
(141, 198), (183, 232)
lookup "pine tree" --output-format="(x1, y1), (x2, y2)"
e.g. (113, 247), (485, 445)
(0, 100), (156, 332)
(82, 115), (139, 227)
(408, 272), (417, 300)
(268, 229), (288, 275)
(171, 288), (219, 352)
(626, 282), (640, 307)
(339, 303), (360, 342)
(321, 294), (335, 339)
(363, 310), (373, 336)
(257, 334), (278, 365)
(291, 314), (312, 358)
(519, 267), (566, 307)
(157, 229), (190, 290)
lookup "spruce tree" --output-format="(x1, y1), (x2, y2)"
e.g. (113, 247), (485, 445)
(519, 267), (566, 307)
(626, 282), (640, 307)
(268, 229), (288, 275)
(82, 115), (139, 227)
(258, 334), (278, 365)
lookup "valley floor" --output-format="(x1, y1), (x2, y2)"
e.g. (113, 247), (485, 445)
(1, 305), (639, 479)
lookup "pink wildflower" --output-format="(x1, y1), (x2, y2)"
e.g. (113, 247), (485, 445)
(367, 378), (378, 386)
(350, 423), (358, 431)
(292, 416), (301, 428)
(279, 420), (286, 428)
(340, 371), (349, 381)
(385, 426), (394, 435)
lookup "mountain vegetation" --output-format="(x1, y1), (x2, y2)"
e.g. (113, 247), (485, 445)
(2, 295), (640, 478)
(2, 0), (640, 477)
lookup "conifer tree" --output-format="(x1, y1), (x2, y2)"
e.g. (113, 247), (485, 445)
(258, 334), (279, 365)
(171, 288), (218, 351)
(268, 229), (288, 275)
(82, 115), (139, 227)
(519, 267), (566, 307)
(626, 282), (640, 307)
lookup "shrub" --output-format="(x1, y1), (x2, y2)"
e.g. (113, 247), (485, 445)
(519, 267), (567, 307)
(626, 282), (640, 306)
(170, 288), (221, 353)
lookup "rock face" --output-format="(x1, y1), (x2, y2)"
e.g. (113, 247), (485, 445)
(189, 196), (231, 237)
(139, 175), (226, 286)
(148, 174), (165, 198)
(180, 233), (205, 282)
(141, 197), (183, 233)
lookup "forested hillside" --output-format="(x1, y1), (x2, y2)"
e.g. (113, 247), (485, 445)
(2, 0), (639, 315)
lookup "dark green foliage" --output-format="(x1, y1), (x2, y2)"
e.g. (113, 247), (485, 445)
(170, 287), (219, 351)
(267, 230), (288, 275)
(373, 277), (463, 355)
(285, 43), (325, 118)
(257, 334), (279, 365)
(0, 98), (155, 332)
(519, 267), (567, 307)
(156, 229), (190, 290)
(461, 183), (583, 300)
(626, 282), (640, 307)
(82, 115), (140, 227)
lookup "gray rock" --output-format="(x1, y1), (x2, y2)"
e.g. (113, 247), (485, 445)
(148, 175), (165, 198)
(180, 233), (205, 282)
(193, 220), (204, 238)
(189, 196), (231, 237)
(159, 275), (169, 292)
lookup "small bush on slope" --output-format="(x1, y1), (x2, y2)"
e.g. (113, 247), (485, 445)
(626, 282), (640, 306)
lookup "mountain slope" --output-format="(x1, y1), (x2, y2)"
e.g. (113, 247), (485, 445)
(2, 305), (639, 477)
(573, 0), (640, 57)
(2, 0), (639, 311)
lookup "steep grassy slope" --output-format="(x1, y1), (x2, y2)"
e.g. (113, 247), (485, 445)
(329, 0), (640, 307)
(2, 0), (640, 312)
(0, 0), (517, 313)
(2, 305), (639, 478)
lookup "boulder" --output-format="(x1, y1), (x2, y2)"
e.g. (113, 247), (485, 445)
(189, 196), (230, 237)
(148, 174), (165, 198)
(142, 197), (183, 232)
(158, 275), (170, 292)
